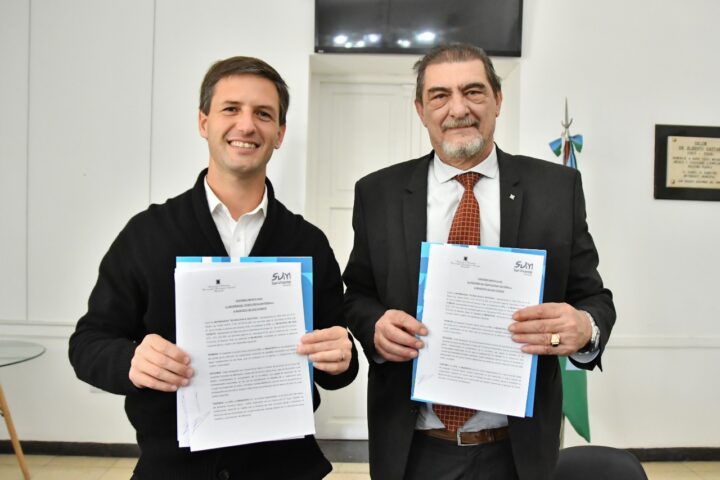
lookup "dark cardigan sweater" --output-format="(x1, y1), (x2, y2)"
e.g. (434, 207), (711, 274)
(69, 170), (358, 479)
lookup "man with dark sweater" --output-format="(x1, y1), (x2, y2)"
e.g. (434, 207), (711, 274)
(69, 56), (358, 479)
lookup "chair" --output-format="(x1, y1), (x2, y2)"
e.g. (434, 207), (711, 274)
(553, 445), (648, 480)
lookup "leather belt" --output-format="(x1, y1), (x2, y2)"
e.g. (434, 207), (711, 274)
(421, 426), (510, 446)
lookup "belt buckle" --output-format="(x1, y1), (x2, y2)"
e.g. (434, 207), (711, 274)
(456, 430), (480, 447)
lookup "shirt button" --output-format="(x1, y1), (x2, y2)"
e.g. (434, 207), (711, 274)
(217, 469), (230, 480)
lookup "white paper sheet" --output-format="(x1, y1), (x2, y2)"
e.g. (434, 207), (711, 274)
(174, 260), (314, 451)
(411, 243), (544, 417)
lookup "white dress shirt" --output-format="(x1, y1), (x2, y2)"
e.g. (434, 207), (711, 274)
(417, 146), (598, 431)
(204, 177), (267, 257)
(418, 146), (509, 432)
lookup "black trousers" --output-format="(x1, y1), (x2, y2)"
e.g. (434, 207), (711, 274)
(404, 431), (519, 480)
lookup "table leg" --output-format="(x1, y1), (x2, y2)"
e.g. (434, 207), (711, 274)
(0, 384), (31, 480)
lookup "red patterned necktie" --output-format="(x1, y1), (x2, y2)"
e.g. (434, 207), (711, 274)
(433, 171), (482, 432)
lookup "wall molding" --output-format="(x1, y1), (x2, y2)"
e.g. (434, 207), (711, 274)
(608, 335), (720, 349)
(1, 324), (719, 349)
(0, 323), (75, 339)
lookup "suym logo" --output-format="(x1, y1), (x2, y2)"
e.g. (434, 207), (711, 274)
(513, 261), (534, 276)
(272, 272), (292, 286)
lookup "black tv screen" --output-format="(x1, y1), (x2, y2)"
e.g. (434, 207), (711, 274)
(315, 0), (523, 56)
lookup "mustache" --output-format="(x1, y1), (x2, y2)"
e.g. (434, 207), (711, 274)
(441, 117), (479, 131)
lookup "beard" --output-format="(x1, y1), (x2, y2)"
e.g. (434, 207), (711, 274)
(439, 117), (485, 160)
(440, 136), (485, 160)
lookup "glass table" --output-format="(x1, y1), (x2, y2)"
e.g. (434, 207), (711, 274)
(0, 340), (46, 480)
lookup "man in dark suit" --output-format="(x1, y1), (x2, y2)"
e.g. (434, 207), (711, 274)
(343, 44), (615, 480)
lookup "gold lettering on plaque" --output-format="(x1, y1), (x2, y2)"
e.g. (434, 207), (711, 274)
(667, 136), (720, 189)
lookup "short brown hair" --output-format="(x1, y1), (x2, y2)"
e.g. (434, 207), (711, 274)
(413, 43), (502, 103)
(199, 56), (290, 125)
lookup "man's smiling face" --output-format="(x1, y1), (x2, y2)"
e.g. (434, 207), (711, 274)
(199, 74), (286, 181)
(415, 59), (502, 170)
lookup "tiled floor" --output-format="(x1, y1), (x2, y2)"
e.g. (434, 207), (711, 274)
(0, 454), (718, 479)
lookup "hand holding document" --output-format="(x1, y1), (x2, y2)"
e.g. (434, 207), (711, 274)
(175, 257), (314, 451)
(411, 243), (546, 417)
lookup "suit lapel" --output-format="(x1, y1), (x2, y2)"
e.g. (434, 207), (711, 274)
(403, 155), (431, 287)
(498, 149), (523, 248)
(400, 150), (521, 282)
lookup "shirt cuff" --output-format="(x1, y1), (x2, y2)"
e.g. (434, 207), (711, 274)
(570, 348), (599, 363)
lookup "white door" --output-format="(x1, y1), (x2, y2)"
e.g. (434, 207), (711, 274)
(307, 77), (431, 439)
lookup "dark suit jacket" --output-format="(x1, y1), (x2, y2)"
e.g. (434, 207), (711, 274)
(343, 149), (615, 480)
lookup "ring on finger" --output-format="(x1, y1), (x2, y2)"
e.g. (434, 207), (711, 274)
(550, 333), (561, 347)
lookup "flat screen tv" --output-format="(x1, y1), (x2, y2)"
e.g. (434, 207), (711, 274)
(315, 0), (523, 56)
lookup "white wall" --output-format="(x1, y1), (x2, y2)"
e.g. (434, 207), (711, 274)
(517, 0), (720, 448)
(0, 0), (314, 443)
(1, 0), (718, 450)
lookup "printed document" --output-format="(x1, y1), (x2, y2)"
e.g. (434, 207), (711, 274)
(411, 243), (545, 417)
(175, 257), (314, 451)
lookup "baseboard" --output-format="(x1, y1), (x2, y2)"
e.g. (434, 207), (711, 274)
(0, 440), (367, 463)
(1, 440), (717, 463)
(628, 448), (720, 462)
(317, 440), (369, 463)
(0, 440), (139, 458)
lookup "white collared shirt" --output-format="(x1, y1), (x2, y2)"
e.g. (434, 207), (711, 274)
(418, 146), (508, 431)
(204, 177), (267, 257)
(426, 147), (501, 247)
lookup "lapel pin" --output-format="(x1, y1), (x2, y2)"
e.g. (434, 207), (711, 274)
(509, 194), (516, 200)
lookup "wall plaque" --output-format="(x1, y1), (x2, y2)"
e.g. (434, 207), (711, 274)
(654, 124), (720, 201)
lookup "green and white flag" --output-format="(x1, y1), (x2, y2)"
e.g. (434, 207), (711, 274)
(559, 356), (590, 442)
(549, 100), (591, 443)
